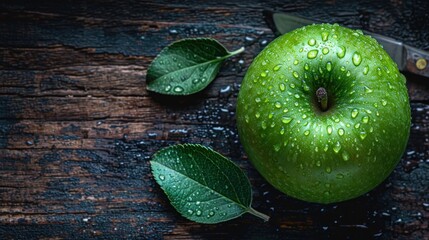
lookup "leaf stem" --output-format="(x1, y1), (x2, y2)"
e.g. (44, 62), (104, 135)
(247, 207), (270, 222)
(229, 46), (245, 56)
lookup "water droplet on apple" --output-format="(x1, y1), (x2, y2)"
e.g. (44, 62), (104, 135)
(255, 112), (260, 118)
(158, 174), (165, 181)
(279, 83), (286, 91)
(260, 72), (267, 78)
(316, 160), (321, 167)
(293, 71), (299, 79)
(351, 109), (359, 118)
(354, 123), (361, 129)
(333, 141), (341, 153)
(307, 50), (318, 59)
(325, 166), (332, 173)
(381, 99), (387, 106)
(322, 47), (329, 55)
(352, 52), (362, 66)
(272, 65), (281, 71)
(245, 115), (250, 123)
(293, 60), (299, 65)
(274, 144), (281, 152)
(342, 151), (350, 161)
(196, 210), (202, 216)
(346, 70), (351, 77)
(385, 67), (390, 74)
(261, 121), (267, 129)
(290, 83), (296, 89)
(294, 94), (300, 99)
(336, 173), (344, 179)
(340, 66), (346, 72)
(363, 65), (369, 75)
(275, 101), (282, 108)
(165, 85), (172, 92)
(282, 116), (292, 124)
(362, 116), (369, 123)
(255, 97), (261, 103)
(283, 140), (289, 147)
(308, 38), (316, 46)
(324, 144), (329, 152)
(338, 128), (345, 136)
(336, 46), (346, 58)
(304, 63), (310, 71)
(364, 86), (373, 93)
(327, 125), (333, 135)
(304, 130), (310, 136)
(321, 32), (329, 41)
(360, 131), (367, 140)
(377, 67), (382, 76)
(325, 61), (332, 72)
(174, 86), (184, 93)
(303, 85), (310, 93)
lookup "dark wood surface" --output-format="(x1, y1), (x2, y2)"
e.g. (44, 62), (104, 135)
(1, 0), (428, 239)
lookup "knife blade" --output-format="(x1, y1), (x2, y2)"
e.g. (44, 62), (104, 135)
(264, 11), (429, 78)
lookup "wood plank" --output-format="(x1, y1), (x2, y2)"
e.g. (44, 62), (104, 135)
(0, 0), (428, 239)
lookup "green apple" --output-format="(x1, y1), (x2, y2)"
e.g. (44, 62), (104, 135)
(236, 23), (411, 204)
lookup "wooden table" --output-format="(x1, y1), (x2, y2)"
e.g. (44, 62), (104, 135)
(1, 1), (428, 239)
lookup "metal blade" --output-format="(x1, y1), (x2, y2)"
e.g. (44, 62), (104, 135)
(272, 12), (314, 35)
(271, 12), (405, 70)
(269, 11), (429, 77)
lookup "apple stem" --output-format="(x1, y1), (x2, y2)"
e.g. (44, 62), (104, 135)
(316, 87), (328, 111)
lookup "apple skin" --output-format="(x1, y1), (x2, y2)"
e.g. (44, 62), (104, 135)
(236, 23), (411, 204)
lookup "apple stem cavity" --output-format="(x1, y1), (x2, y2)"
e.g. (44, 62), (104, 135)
(316, 87), (328, 111)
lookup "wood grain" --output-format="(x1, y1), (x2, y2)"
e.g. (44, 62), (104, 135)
(1, 0), (428, 239)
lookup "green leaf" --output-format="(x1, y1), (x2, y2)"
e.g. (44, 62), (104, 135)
(150, 144), (269, 224)
(146, 38), (244, 95)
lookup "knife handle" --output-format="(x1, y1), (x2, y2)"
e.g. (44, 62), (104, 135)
(405, 45), (429, 78)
